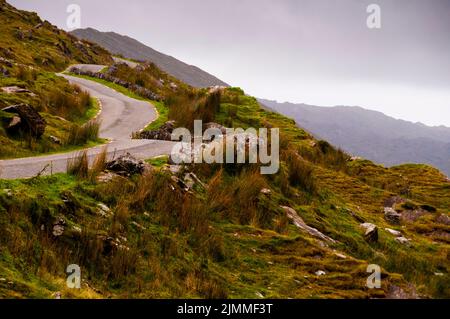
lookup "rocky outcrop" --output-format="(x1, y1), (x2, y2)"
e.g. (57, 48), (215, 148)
(2, 103), (46, 138)
(1, 86), (34, 95)
(106, 153), (146, 176)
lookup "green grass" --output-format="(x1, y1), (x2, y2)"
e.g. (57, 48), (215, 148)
(144, 101), (168, 131)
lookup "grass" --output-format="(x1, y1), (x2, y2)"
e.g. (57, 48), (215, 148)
(66, 73), (168, 130)
(73, 97), (101, 125)
(66, 119), (100, 146)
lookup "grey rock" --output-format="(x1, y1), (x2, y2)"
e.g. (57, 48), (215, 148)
(49, 135), (62, 144)
(7, 116), (21, 129)
(139, 121), (176, 141)
(281, 206), (336, 244)
(97, 203), (112, 217)
(385, 228), (402, 237)
(395, 237), (411, 245)
(2, 103), (46, 138)
(106, 152), (146, 176)
(52, 217), (66, 237)
(360, 223), (378, 243)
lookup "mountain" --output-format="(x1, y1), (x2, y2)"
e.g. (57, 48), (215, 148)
(259, 99), (450, 176)
(70, 28), (228, 88)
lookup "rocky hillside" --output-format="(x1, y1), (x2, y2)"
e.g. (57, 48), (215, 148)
(259, 99), (450, 176)
(71, 28), (228, 88)
(0, 1), (111, 71)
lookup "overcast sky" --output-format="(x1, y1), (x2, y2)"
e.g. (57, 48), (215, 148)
(9, 0), (450, 127)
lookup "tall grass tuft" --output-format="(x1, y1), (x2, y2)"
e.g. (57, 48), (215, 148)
(283, 149), (316, 194)
(88, 147), (108, 181)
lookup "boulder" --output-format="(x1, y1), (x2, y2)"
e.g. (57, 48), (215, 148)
(2, 103), (46, 138)
(360, 223), (378, 243)
(384, 207), (402, 225)
(106, 152), (146, 176)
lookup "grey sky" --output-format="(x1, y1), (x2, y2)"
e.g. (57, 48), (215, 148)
(8, 0), (450, 126)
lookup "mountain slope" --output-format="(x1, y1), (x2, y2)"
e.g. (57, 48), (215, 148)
(0, 1), (449, 300)
(259, 99), (450, 176)
(71, 28), (228, 88)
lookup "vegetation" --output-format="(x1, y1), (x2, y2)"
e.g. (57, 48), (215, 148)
(0, 0), (448, 300)
(1, 85), (448, 299)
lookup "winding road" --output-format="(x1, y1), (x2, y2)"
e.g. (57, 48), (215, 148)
(0, 65), (176, 179)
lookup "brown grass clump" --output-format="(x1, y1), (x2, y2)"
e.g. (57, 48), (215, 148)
(66, 150), (89, 178)
(66, 119), (100, 146)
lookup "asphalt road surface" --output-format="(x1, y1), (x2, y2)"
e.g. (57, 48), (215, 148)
(0, 72), (176, 179)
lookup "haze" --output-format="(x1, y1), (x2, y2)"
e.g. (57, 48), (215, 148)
(8, 0), (450, 127)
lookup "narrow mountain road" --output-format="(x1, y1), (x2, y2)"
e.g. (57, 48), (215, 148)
(0, 69), (176, 179)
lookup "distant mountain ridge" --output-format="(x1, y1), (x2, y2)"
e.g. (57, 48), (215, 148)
(259, 99), (450, 176)
(70, 28), (228, 88)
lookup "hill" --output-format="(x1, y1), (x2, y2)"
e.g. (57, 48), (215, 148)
(0, 1), (449, 299)
(70, 28), (228, 88)
(0, 0), (112, 158)
(259, 99), (450, 176)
